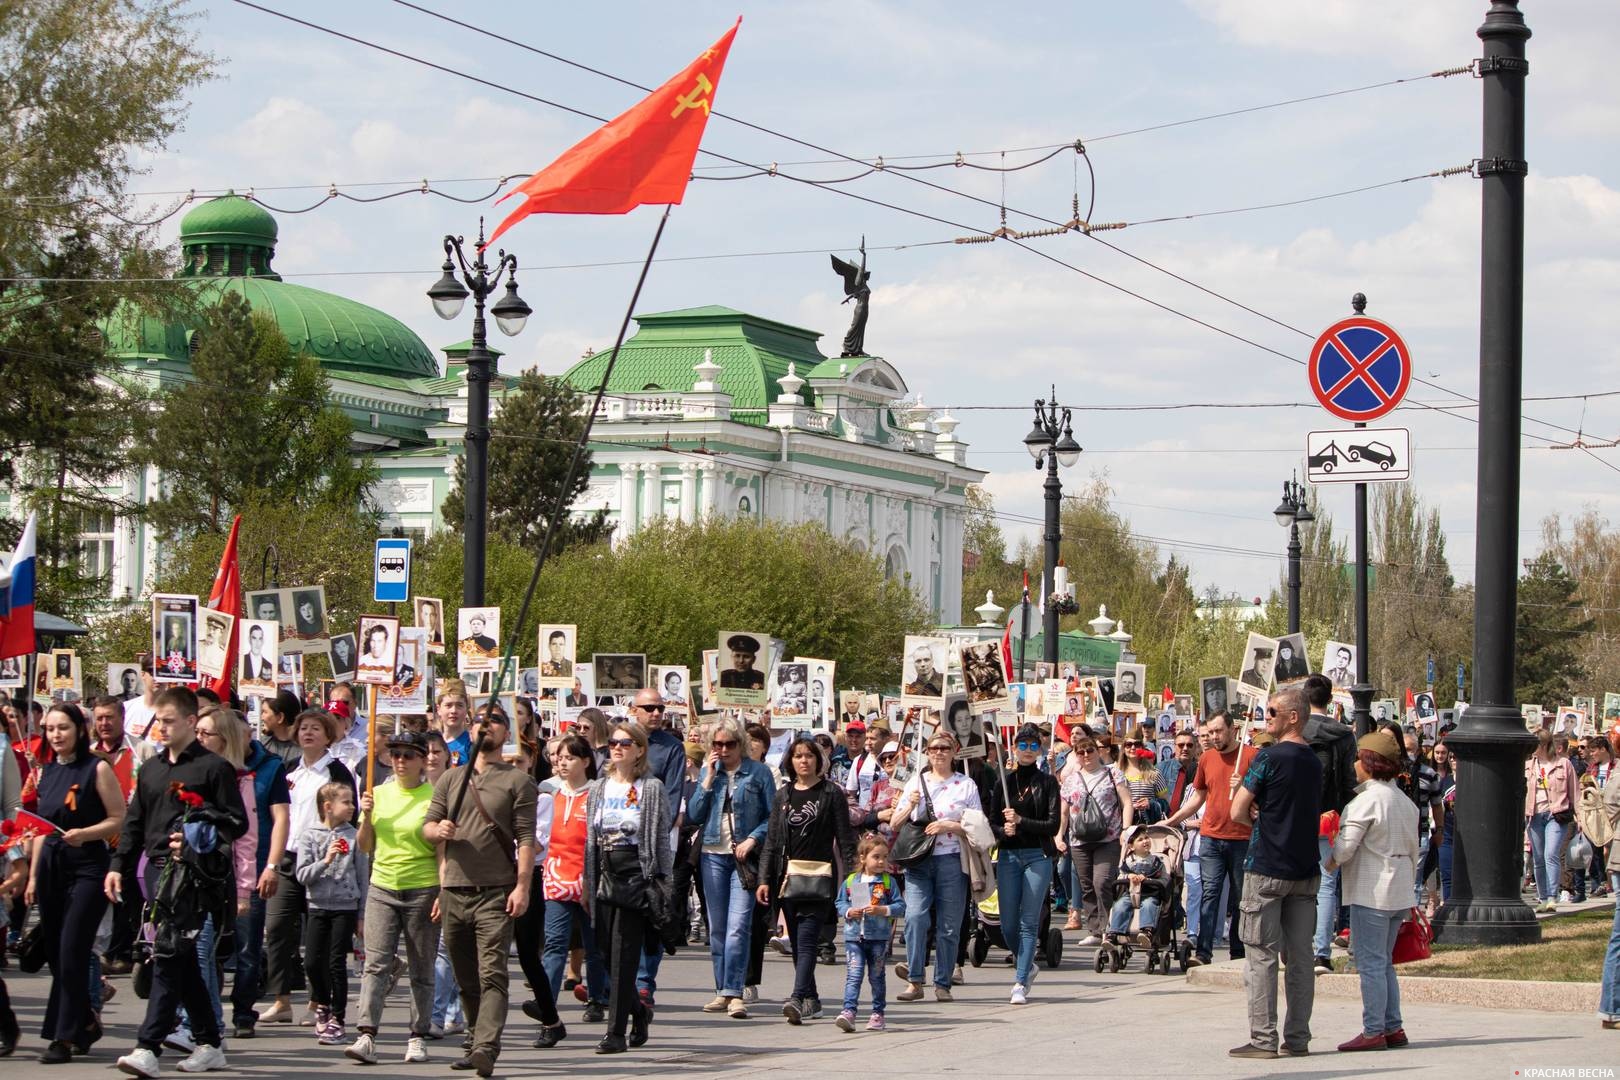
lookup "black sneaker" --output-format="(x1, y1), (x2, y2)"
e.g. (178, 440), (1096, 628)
(533, 1023), (566, 1049)
(629, 1007), (650, 1049)
(783, 998), (803, 1025)
(1313, 957), (1333, 975)
(1228, 1043), (1277, 1059)
(582, 1002), (606, 1023)
(595, 1034), (627, 1055)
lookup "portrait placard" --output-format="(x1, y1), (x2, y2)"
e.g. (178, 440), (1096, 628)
(49, 648), (76, 690)
(245, 589), (285, 637)
(1147, 692), (1163, 714)
(899, 635), (949, 710)
(1042, 678), (1066, 718)
(275, 649), (304, 689)
(593, 653), (647, 694)
(1113, 662), (1147, 714)
(379, 627), (429, 714)
(238, 619), (279, 694)
(957, 640), (1010, 715)
(1200, 676), (1229, 719)
(1238, 632), (1279, 693)
(106, 662), (142, 700)
(652, 665), (690, 717)
(1520, 703), (1544, 730)
(152, 594), (199, 683)
(1553, 707), (1583, 736)
(537, 625), (577, 689)
(327, 632), (358, 683)
(1414, 691), (1437, 720)
(770, 662), (811, 728)
(1372, 698), (1399, 726)
(1174, 694), (1194, 717)
(1231, 683), (1266, 725)
(0, 655), (23, 689)
(285, 586), (330, 654)
(838, 690), (865, 729)
(1322, 640), (1356, 690)
(715, 631), (769, 708)
(1603, 692), (1620, 729)
(197, 607), (236, 683)
(414, 597), (446, 654)
(456, 606), (501, 673)
(1273, 632), (1309, 687)
(796, 658), (837, 730)
(356, 615), (401, 686)
(700, 649), (722, 710)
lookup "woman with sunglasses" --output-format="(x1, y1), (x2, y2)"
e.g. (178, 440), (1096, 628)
(1057, 732), (1133, 947)
(893, 731), (981, 1003)
(584, 721), (672, 1054)
(984, 724), (1061, 1005)
(686, 715), (774, 1020)
(540, 736), (608, 1024)
(347, 731), (440, 1065)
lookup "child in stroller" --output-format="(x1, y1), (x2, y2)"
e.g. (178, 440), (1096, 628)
(1096, 823), (1186, 974)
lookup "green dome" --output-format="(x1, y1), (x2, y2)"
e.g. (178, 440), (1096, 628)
(178, 194), (278, 248)
(103, 277), (439, 380)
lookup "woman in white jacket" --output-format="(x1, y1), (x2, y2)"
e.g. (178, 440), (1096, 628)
(1325, 728), (1421, 1053)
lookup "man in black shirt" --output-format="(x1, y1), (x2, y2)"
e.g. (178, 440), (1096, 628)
(1227, 685), (1322, 1060)
(106, 687), (247, 1078)
(1301, 674), (1356, 973)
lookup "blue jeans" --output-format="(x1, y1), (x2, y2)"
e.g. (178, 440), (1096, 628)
(995, 849), (1053, 985)
(1601, 872), (1620, 1022)
(841, 939), (889, 1015)
(542, 899), (608, 1005)
(1184, 841), (1202, 942)
(1347, 905), (1405, 1036)
(231, 894), (266, 1027)
(431, 933), (463, 1027)
(1526, 812), (1569, 901)
(1108, 895), (1161, 935)
(903, 852), (968, 990)
(1197, 837), (1249, 962)
(1438, 840), (1453, 902)
(637, 926), (664, 996)
(177, 915), (223, 1036)
(700, 853), (755, 997)
(1313, 836), (1339, 961)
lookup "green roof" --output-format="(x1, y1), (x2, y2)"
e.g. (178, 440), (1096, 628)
(178, 194), (277, 248)
(561, 306), (823, 421)
(103, 276), (439, 380)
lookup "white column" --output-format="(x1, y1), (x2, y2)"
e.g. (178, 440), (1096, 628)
(699, 463), (719, 520)
(678, 463), (697, 524)
(617, 463), (638, 534)
(640, 463), (660, 523)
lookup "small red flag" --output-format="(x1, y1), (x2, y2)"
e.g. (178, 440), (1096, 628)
(201, 516), (242, 699)
(486, 18), (740, 246)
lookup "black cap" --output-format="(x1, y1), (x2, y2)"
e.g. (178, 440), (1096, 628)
(727, 634), (760, 653)
(385, 730), (428, 754)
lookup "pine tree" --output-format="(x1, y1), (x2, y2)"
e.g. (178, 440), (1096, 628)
(1515, 552), (1592, 706)
(441, 370), (609, 555)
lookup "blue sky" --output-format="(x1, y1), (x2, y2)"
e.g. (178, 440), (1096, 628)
(136, 0), (1619, 600)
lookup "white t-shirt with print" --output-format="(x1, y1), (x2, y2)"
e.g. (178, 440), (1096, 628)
(596, 778), (645, 847)
(899, 770), (982, 855)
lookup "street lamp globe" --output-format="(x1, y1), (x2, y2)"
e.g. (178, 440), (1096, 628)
(1024, 418), (1053, 461)
(490, 276), (532, 337)
(428, 259), (469, 321)
(1054, 418), (1082, 468)
(1273, 499), (1296, 528)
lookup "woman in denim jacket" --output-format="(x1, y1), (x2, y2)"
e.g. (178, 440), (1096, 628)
(684, 715), (776, 1019)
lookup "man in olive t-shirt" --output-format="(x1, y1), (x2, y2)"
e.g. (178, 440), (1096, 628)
(424, 713), (536, 1075)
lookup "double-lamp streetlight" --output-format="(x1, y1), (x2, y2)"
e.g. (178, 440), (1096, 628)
(1023, 391), (1082, 666)
(1273, 476), (1314, 636)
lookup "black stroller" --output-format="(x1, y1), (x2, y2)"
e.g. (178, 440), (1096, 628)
(1093, 823), (1189, 975)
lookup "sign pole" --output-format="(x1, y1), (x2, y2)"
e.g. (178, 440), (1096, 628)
(365, 683), (379, 795)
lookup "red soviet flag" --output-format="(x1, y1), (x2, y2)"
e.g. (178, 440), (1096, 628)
(200, 515), (242, 698)
(485, 18), (741, 246)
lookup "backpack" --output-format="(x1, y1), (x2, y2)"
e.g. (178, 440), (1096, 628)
(1578, 784), (1613, 848)
(1068, 771), (1110, 844)
(1304, 714), (1355, 815)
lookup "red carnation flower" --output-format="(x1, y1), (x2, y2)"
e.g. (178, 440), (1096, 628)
(0, 820), (15, 837)
(179, 791), (205, 809)
(335, 838), (350, 855)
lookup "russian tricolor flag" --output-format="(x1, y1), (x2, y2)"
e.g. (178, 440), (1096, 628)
(0, 512), (37, 662)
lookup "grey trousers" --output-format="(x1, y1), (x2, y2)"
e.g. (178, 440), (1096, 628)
(356, 884), (440, 1036)
(441, 885), (515, 1057)
(1239, 871), (1319, 1052)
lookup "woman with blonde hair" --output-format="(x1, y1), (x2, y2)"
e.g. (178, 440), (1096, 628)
(1525, 729), (1579, 913)
(584, 721), (672, 1054)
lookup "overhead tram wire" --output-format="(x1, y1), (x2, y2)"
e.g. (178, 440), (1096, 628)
(225, 2), (1615, 453)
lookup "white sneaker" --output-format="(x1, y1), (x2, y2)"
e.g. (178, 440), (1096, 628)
(164, 1028), (196, 1054)
(118, 1048), (162, 1078)
(176, 1044), (228, 1073)
(443, 1019), (466, 1036)
(345, 1033), (377, 1065)
(1010, 984), (1028, 1005)
(1078, 935), (1101, 946)
(1558, 890), (1573, 905)
(403, 1037), (428, 1064)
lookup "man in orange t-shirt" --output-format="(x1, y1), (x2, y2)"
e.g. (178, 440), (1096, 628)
(1164, 710), (1257, 966)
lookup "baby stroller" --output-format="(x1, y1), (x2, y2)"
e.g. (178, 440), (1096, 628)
(966, 854), (1064, 971)
(1094, 823), (1188, 976)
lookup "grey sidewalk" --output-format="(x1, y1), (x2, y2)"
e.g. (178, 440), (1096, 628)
(1, 940), (1613, 1078)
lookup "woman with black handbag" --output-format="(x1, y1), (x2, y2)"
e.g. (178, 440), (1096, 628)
(584, 721), (672, 1055)
(755, 737), (857, 1024)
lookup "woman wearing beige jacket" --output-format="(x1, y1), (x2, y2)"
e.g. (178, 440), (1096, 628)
(1325, 729), (1421, 1053)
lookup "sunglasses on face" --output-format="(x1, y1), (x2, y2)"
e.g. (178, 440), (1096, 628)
(1075, 747), (1096, 755)
(389, 749), (423, 760)
(1015, 740), (1041, 751)
(608, 737), (635, 748)
(712, 739), (739, 749)
(636, 704), (665, 713)
(927, 745), (953, 753)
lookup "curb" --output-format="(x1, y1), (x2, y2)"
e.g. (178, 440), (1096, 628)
(1185, 963), (1601, 1013)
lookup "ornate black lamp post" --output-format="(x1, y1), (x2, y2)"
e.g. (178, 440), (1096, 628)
(428, 222), (531, 606)
(1272, 477), (1314, 635)
(1023, 390), (1082, 665)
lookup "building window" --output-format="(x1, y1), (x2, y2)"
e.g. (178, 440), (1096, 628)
(78, 510), (116, 584)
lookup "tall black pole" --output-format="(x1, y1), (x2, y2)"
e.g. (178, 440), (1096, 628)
(1041, 445), (1061, 667)
(1344, 298), (1375, 739)
(463, 292), (491, 607)
(1018, 582), (1031, 683)
(1434, 0), (1538, 947)
(1285, 520), (1302, 636)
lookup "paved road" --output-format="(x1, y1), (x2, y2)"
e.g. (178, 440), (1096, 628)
(3, 940), (1613, 1078)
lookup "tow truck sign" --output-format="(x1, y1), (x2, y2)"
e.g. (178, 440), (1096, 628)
(1306, 427), (1411, 485)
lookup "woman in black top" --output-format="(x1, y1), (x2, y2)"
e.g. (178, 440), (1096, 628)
(982, 723), (1061, 1005)
(756, 738), (856, 1025)
(27, 704), (125, 1063)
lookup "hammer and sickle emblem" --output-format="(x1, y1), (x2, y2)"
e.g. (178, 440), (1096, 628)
(671, 72), (713, 119)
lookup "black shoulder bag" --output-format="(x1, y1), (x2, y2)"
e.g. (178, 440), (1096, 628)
(889, 774), (937, 869)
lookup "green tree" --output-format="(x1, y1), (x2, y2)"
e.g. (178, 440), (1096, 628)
(1539, 508), (1620, 694)
(1515, 552), (1592, 707)
(134, 293), (372, 537)
(1369, 484), (1472, 704)
(414, 518), (932, 689)
(440, 370), (609, 556)
(960, 485), (1022, 623)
